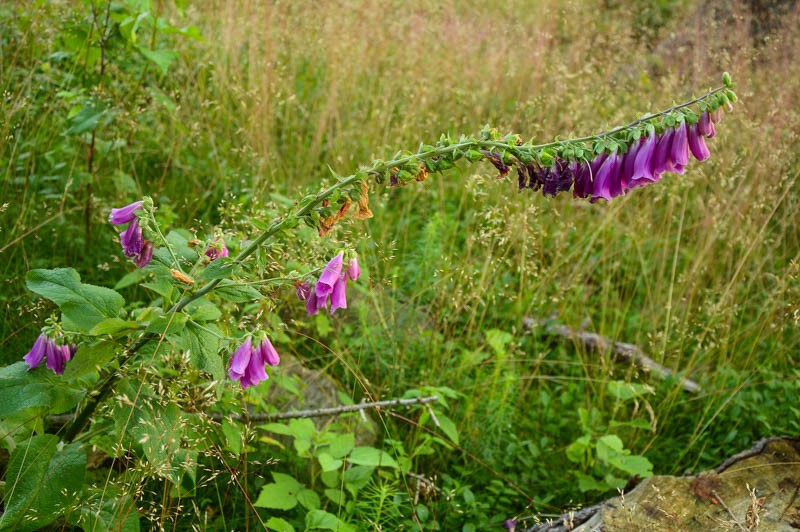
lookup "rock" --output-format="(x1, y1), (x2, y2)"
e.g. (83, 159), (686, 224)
(530, 437), (800, 531)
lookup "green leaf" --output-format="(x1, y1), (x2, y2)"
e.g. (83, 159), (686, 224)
(326, 432), (355, 459)
(0, 435), (86, 531)
(222, 419), (242, 455)
(305, 510), (355, 532)
(62, 341), (118, 380)
(70, 486), (140, 532)
(178, 322), (224, 380)
(565, 435), (592, 464)
(185, 300), (222, 321)
(137, 46), (179, 75)
(576, 472), (609, 493)
(254, 473), (303, 510)
(323, 488), (345, 505)
(342, 465), (374, 492)
(609, 454), (654, 477)
(146, 310), (189, 335)
(437, 413), (459, 444)
(65, 100), (109, 135)
(88, 317), (140, 336)
(265, 517), (295, 532)
(347, 446), (399, 469)
(199, 258), (237, 280)
(607, 380), (654, 401)
(297, 488), (321, 510)
(26, 268), (125, 333)
(595, 434), (624, 464)
(214, 280), (264, 303)
(317, 452), (343, 472)
(485, 328), (513, 358)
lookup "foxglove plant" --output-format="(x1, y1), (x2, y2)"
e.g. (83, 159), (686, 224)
(14, 75), (736, 448)
(23, 332), (76, 375)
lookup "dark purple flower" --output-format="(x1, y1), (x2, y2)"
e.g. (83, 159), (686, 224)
(621, 140), (642, 191)
(669, 121), (689, 168)
(347, 257), (361, 281)
(629, 132), (658, 188)
(316, 252), (344, 304)
(652, 129), (676, 175)
(259, 338), (280, 367)
(572, 160), (592, 198)
(241, 343), (268, 388)
(206, 238), (229, 261)
(133, 241), (154, 268)
(688, 123), (711, 161)
(296, 281), (313, 301)
(504, 519), (517, 531)
(228, 338), (252, 382)
(120, 218), (144, 257)
(306, 292), (320, 315)
(542, 158), (574, 197)
(480, 150), (510, 177)
(109, 200), (143, 225)
(592, 150), (622, 202)
(23, 333), (48, 369)
(330, 273), (348, 314)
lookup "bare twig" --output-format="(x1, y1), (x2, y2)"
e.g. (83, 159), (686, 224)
(712, 490), (747, 531)
(714, 437), (786, 473)
(51, 395), (438, 426)
(523, 316), (702, 393)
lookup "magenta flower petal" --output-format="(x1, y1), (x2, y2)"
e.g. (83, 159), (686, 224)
(306, 293), (320, 315)
(120, 218), (144, 257)
(347, 258), (361, 281)
(591, 151), (621, 202)
(572, 161), (592, 198)
(669, 121), (689, 167)
(652, 129), (675, 175)
(698, 111), (715, 137)
(23, 333), (48, 369)
(631, 132), (658, 186)
(45, 339), (67, 375)
(296, 281), (312, 301)
(316, 252), (344, 301)
(259, 337), (280, 367)
(228, 338), (252, 381)
(688, 123), (711, 161)
(109, 201), (143, 225)
(245, 343), (268, 387)
(621, 141), (641, 191)
(330, 273), (348, 314)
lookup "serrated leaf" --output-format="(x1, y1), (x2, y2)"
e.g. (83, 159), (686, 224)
(0, 435), (86, 531)
(26, 268), (125, 333)
(214, 280), (263, 303)
(347, 447), (398, 469)
(177, 322), (223, 380)
(326, 432), (355, 459)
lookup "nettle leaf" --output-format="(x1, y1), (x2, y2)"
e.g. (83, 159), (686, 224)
(214, 280), (264, 303)
(0, 435), (86, 531)
(347, 446), (399, 469)
(175, 322), (224, 381)
(26, 268), (125, 333)
(254, 473), (304, 510)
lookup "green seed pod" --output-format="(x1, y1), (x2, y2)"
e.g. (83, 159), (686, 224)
(722, 72), (733, 88)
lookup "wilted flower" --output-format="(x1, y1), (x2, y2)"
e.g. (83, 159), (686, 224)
(480, 150), (510, 177)
(134, 241), (154, 268)
(23, 333), (75, 375)
(109, 200), (143, 225)
(206, 237), (228, 261)
(228, 337), (280, 389)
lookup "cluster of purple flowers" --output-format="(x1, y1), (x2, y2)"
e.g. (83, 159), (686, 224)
(489, 109), (721, 202)
(296, 252), (361, 316)
(109, 200), (153, 268)
(24, 333), (76, 375)
(205, 238), (228, 261)
(228, 336), (280, 389)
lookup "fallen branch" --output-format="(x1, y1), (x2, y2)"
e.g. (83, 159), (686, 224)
(523, 317), (702, 393)
(48, 395), (439, 426)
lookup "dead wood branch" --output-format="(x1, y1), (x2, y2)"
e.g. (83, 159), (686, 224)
(523, 317), (702, 393)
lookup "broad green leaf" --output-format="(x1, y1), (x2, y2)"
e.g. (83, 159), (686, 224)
(0, 435), (86, 531)
(65, 100), (109, 134)
(323, 488), (345, 505)
(71, 487), (140, 532)
(26, 268), (125, 333)
(177, 322), (224, 380)
(595, 434), (625, 464)
(342, 465), (374, 492)
(565, 435), (592, 464)
(486, 328), (513, 357)
(317, 452), (343, 472)
(137, 46), (178, 75)
(63, 341), (118, 380)
(326, 432), (355, 459)
(347, 446), (399, 469)
(253, 473), (303, 510)
(146, 310), (188, 335)
(214, 280), (263, 303)
(222, 419), (242, 455)
(576, 472), (608, 493)
(185, 299), (222, 321)
(89, 317), (140, 336)
(305, 510), (355, 532)
(608, 454), (654, 477)
(607, 380), (654, 401)
(437, 413), (459, 444)
(198, 258), (236, 281)
(297, 488), (321, 510)
(265, 517), (295, 532)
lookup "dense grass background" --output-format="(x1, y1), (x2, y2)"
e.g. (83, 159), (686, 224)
(1, 0), (799, 528)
